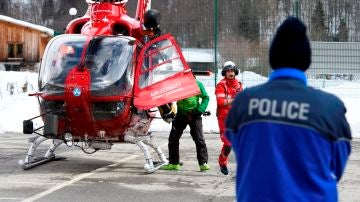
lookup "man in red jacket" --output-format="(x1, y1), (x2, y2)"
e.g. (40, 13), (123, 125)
(215, 61), (243, 175)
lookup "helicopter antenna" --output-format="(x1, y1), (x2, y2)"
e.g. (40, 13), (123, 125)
(135, 0), (151, 22)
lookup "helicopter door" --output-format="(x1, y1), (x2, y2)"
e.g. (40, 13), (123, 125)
(134, 34), (200, 110)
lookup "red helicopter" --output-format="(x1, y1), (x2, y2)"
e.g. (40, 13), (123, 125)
(19, 0), (201, 173)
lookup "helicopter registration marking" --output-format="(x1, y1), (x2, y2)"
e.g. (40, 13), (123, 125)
(150, 83), (182, 98)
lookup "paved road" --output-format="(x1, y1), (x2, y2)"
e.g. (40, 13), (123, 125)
(0, 133), (358, 202)
(0, 132), (235, 202)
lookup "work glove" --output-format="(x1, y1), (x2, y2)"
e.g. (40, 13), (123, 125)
(159, 103), (176, 123)
(203, 111), (211, 116)
(163, 111), (175, 123)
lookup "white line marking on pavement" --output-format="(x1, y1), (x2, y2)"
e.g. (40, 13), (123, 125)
(22, 142), (167, 202)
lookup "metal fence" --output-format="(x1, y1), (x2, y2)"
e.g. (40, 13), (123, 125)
(157, 0), (360, 97)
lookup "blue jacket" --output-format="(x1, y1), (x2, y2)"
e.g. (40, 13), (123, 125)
(226, 68), (352, 202)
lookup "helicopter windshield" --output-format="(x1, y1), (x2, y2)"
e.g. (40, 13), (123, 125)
(85, 36), (135, 96)
(39, 35), (135, 97)
(39, 34), (86, 94)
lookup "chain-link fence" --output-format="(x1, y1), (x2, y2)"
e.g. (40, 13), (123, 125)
(155, 0), (360, 97)
(4, 1), (359, 95)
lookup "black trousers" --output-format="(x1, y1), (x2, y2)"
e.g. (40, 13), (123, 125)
(168, 113), (208, 165)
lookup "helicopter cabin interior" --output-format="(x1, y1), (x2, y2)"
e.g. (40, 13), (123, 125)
(0, 15), (54, 71)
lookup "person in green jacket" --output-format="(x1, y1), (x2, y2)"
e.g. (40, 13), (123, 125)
(162, 79), (210, 171)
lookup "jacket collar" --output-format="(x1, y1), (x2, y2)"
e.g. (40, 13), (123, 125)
(269, 68), (307, 85)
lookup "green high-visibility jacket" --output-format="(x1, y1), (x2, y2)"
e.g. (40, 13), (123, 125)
(176, 80), (209, 115)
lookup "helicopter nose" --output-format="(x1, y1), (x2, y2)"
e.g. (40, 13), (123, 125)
(64, 68), (92, 133)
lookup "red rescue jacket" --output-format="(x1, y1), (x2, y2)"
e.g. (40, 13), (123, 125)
(215, 78), (243, 120)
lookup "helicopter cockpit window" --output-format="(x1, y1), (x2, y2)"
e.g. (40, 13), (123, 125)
(85, 36), (135, 96)
(39, 35), (86, 94)
(139, 39), (184, 88)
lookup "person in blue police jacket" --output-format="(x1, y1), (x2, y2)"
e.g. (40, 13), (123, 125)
(225, 16), (352, 201)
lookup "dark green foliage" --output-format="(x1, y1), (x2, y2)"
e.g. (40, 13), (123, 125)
(42, 0), (54, 26)
(338, 18), (348, 42)
(237, 0), (259, 42)
(310, 0), (327, 41)
(0, 0), (10, 15)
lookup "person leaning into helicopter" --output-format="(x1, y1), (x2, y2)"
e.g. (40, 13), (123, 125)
(215, 61), (243, 175)
(162, 73), (210, 171)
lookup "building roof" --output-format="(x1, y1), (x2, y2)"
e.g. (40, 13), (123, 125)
(0, 15), (54, 37)
(181, 48), (222, 63)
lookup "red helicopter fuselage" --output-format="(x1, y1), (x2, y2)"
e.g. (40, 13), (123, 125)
(36, 0), (199, 142)
(67, 2), (143, 38)
(21, 0), (200, 173)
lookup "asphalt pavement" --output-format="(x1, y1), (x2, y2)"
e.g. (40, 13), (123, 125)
(0, 132), (358, 202)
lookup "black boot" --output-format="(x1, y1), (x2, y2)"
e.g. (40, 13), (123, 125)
(219, 164), (229, 175)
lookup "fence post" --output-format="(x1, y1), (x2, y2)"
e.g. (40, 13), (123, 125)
(214, 0), (218, 86)
(293, 0), (300, 18)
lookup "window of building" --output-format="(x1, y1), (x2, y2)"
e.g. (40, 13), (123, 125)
(7, 43), (23, 58)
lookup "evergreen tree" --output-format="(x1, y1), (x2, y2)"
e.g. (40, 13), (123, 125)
(0, 0), (10, 15)
(337, 18), (348, 42)
(42, 0), (55, 26)
(310, 0), (327, 41)
(237, 0), (260, 42)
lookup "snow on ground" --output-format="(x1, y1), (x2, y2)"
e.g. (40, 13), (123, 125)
(0, 70), (359, 138)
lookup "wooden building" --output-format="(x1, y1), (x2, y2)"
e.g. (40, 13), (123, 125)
(0, 15), (54, 71)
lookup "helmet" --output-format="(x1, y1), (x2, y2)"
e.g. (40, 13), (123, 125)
(221, 61), (239, 76)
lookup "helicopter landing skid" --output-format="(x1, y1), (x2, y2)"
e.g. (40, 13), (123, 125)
(124, 134), (168, 174)
(18, 136), (64, 170)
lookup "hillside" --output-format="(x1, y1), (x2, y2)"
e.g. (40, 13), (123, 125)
(2, 0), (360, 46)
(2, 0), (360, 75)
